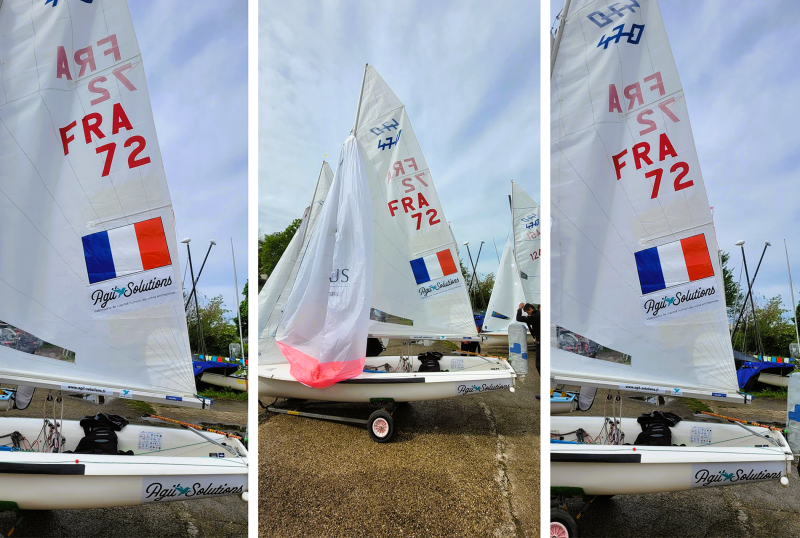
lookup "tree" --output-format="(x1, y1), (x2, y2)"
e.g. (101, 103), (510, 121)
(460, 257), (495, 313)
(186, 295), (241, 357)
(732, 295), (796, 357)
(720, 250), (743, 320)
(238, 280), (248, 337)
(259, 219), (301, 289)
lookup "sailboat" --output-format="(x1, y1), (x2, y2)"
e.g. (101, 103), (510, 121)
(0, 0), (247, 509)
(550, 0), (792, 529)
(258, 66), (516, 427)
(481, 182), (541, 347)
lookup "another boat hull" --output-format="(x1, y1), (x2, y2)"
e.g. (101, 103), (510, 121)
(757, 372), (790, 388)
(259, 355), (516, 403)
(200, 372), (248, 392)
(480, 332), (535, 348)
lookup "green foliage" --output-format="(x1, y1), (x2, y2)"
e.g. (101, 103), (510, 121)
(126, 399), (155, 415)
(720, 251), (743, 319)
(684, 398), (712, 413)
(186, 295), (242, 356)
(238, 280), (248, 337)
(197, 387), (248, 401)
(259, 219), (302, 289)
(732, 295), (798, 357)
(750, 387), (789, 399)
(460, 257), (495, 313)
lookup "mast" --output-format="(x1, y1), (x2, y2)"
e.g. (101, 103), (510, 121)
(300, 161), (326, 248)
(550, 0), (572, 77)
(785, 239), (800, 353)
(352, 64), (369, 134)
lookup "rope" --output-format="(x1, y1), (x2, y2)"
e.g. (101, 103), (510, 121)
(147, 414), (243, 440)
(698, 411), (784, 432)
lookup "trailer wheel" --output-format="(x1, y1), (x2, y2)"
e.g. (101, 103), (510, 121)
(368, 410), (394, 443)
(550, 508), (579, 538)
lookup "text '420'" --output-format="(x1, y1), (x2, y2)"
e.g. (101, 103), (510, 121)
(59, 103), (151, 177)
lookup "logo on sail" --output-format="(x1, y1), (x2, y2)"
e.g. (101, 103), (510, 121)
(410, 250), (463, 300)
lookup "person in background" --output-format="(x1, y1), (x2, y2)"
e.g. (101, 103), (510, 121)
(517, 302), (540, 374)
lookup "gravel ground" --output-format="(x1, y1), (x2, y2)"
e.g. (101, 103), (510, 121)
(259, 342), (540, 538)
(0, 385), (248, 537)
(553, 388), (800, 537)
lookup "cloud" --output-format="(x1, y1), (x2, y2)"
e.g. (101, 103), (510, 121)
(259, 0), (540, 275)
(129, 0), (248, 315)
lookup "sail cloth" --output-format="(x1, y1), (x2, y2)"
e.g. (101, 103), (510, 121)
(257, 161), (333, 365)
(353, 65), (477, 340)
(0, 0), (199, 404)
(276, 137), (374, 388)
(512, 182), (541, 306)
(483, 238), (526, 334)
(551, 0), (742, 401)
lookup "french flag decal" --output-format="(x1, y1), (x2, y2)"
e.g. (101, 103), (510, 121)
(634, 234), (714, 295)
(82, 218), (171, 284)
(410, 249), (458, 285)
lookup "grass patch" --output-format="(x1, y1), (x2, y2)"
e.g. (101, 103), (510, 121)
(750, 387), (789, 399)
(198, 387), (248, 401)
(126, 399), (155, 415)
(684, 398), (712, 413)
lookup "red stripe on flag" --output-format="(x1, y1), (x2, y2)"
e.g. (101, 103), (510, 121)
(436, 249), (457, 276)
(680, 234), (713, 282)
(134, 218), (171, 271)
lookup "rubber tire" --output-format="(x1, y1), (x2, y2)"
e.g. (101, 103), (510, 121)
(368, 410), (394, 443)
(550, 508), (579, 538)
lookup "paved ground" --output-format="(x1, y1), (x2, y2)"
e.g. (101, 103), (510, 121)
(554, 388), (800, 537)
(259, 342), (540, 538)
(0, 386), (248, 537)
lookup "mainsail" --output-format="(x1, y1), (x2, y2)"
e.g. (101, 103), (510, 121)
(512, 181), (541, 305)
(482, 238), (526, 334)
(551, 0), (743, 402)
(0, 0), (202, 406)
(258, 161), (333, 364)
(353, 65), (476, 340)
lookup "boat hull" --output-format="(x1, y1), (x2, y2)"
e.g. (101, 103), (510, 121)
(551, 416), (792, 496)
(757, 372), (790, 388)
(200, 372), (248, 392)
(479, 332), (535, 348)
(0, 418), (248, 510)
(259, 355), (516, 403)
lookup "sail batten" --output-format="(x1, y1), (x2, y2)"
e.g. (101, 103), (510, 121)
(551, 0), (742, 401)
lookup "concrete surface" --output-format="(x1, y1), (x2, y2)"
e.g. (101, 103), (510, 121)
(0, 385), (248, 537)
(259, 342), (540, 537)
(553, 388), (800, 537)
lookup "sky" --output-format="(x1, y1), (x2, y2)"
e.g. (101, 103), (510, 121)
(551, 0), (800, 317)
(129, 1), (248, 316)
(259, 0), (540, 277)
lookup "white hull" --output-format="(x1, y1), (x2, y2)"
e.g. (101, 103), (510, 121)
(0, 417), (248, 510)
(259, 355), (516, 403)
(200, 372), (248, 392)
(551, 416), (792, 496)
(758, 372), (791, 388)
(480, 332), (535, 348)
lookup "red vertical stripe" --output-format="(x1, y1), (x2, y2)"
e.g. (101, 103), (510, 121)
(134, 217), (171, 271)
(436, 249), (457, 276)
(680, 234), (713, 282)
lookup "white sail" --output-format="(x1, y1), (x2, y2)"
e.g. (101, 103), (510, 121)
(354, 65), (477, 339)
(482, 238), (526, 334)
(512, 181), (541, 305)
(257, 162), (333, 364)
(0, 0), (202, 406)
(551, 0), (742, 402)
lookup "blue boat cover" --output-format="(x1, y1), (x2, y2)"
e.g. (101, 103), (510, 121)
(737, 361), (796, 390)
(192, 361), (239, 378)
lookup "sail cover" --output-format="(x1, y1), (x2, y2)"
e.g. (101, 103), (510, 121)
(258, 162), (333, 364)
(276, 137), (374, 388)
(512, 181), (541, 306)
(482, 238), (526, 334)
(551, 0), (743, 402)
(354, 65), (477, 340)
(0, 0), (201, 405)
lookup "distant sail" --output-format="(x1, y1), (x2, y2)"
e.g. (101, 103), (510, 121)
(512, 181), (541, 305)
(258, 162), (333, 364)
(551, 0), (741, 401)
(276, 137), (374, 388)
(0, 0), (200, 405)
(353, 65), (476, 339)
(483, 238), (526, 334)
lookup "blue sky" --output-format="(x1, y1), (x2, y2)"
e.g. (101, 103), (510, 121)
(551, 0), (800, 318)
(260, 0), (540, 276)
(129, 1), (248, 317)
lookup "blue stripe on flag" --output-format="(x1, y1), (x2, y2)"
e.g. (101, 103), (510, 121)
(82, 231), (116, 284)
(409, 257), (430, 284)
(635, 246), (665, 294)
